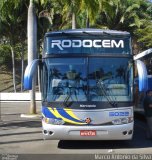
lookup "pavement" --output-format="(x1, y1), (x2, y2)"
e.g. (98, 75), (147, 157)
(0, 101), (41, 128)
(0, 101), (152, 160)
(0, 102), (43, 155)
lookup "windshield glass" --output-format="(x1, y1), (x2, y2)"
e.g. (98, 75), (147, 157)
(88, 58), (133, 103)
(41, 57), (133, 103)
(42, 58), (87, 102)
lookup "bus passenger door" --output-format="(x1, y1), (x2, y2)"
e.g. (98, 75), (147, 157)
(24, 59), (39, 90)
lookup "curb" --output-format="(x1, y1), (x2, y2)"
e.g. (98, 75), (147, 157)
(20, 114), (41, 119)
(0, 93), (41, 101)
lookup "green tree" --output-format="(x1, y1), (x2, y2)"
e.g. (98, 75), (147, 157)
(95, 0), (152, 52)
(134, 0), (152, 51)
(59, 0), (81, 29)
(55, 0), (101, 29)
(97, 0), (143, 30)
(135, 21), (152, 50)
(80, 0), (100, 27)
(0, 0), (27, 92)
(0, 44), (11, 66)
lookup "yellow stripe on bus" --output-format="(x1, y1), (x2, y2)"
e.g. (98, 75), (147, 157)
(53, 108), (86, 125)
(48, 107), (85, 125)
(64, 109), (81, 121)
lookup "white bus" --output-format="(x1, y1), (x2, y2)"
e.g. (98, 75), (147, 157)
(24, 29), (147, 140)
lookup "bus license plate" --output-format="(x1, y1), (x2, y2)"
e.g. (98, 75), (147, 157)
(80, 130), (96, 136)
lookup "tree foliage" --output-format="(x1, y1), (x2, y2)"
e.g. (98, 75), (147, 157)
(97, 0), (145, 30)
(133, 0), (152, 50)
(135, 21), (152, 49)
(0, 0), (151, 58)
(0, 0), (152, 91)
(0, 44), (11, 66)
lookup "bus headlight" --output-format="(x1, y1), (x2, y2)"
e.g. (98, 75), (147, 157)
(112, 117), (133, 125)
(43, 117), (65, 125)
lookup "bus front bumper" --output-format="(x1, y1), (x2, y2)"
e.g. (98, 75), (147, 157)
(42, 121), (134, 140)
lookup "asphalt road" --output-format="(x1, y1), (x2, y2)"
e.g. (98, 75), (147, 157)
(0, 102), (152, 159)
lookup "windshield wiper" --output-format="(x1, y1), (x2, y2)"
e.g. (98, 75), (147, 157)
(63, 82), (78, 107)
(63, 93), (73, 107)
(97, 80), (117, 108)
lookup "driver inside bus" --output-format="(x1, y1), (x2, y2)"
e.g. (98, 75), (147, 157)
(64, 65), (87, 101)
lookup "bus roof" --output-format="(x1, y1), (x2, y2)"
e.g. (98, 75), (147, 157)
(45, 28), (130, 37)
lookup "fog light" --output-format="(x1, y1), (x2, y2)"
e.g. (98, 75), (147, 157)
(128, 130), (133, 135)
(123, 131), (128, 135)
(43, 130), (48, 134)
(49, 131), (53, 135)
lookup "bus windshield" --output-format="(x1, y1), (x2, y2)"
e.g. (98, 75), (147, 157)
(42, 57), (133, 104)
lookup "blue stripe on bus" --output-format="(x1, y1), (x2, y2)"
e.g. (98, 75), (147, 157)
(42, 107), (57, 119)
(56, 108), (83, 123)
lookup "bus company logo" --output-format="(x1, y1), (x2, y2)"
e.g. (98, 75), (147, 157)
(51, 39), (124, 50)
(109, 112), (129, 117)
(85, 117), (92, 124)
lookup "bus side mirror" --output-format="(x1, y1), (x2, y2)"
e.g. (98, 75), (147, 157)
(136, 60), (148, 92)
(24, 59), (39, 90)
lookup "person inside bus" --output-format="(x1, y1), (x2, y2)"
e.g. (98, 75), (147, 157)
(143, 90), (152, 139)
(64, 65), (87, 101)
(115, 65), (125, 83)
